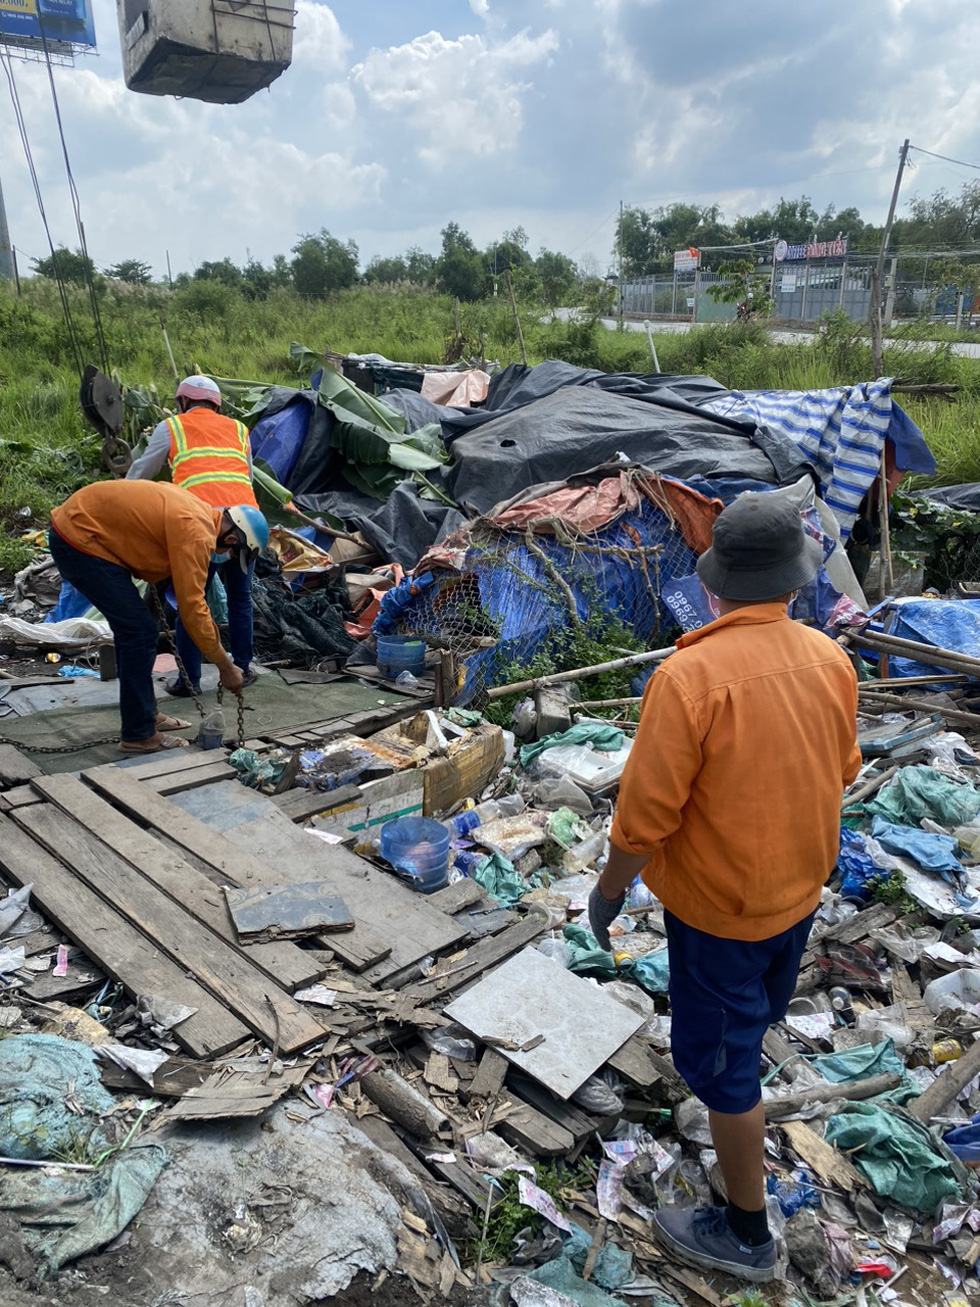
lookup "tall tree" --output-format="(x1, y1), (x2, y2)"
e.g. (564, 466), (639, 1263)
(290, 230), (359, 297)
(31, 247), (96, 285)
(193, 258), (243, 288)
(435, 222), (485, 301)
(105, 258), (153, 285)
(535, 249), (579, 306)
(364, 255), (409, 284)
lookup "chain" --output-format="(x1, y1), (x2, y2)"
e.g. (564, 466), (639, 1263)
(149, 586), (247, 750)
(0, 588), (248, 755)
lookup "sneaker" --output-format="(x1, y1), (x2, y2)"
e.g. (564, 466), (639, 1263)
(652, 1206), (776, 1283)
(163, 678), (201, 698)
(240, 668), (259, 689)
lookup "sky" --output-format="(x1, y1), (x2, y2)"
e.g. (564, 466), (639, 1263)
(2, 0), (980, 280)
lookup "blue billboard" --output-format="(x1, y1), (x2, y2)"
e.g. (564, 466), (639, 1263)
(0, 0), (96, 50)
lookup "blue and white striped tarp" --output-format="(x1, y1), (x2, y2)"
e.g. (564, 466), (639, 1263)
(700, 379), (895, 540)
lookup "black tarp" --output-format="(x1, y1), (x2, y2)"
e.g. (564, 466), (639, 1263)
(294, 481), (467, 571)
(439, 385), (812, 516)
(917, 484), (980, 513)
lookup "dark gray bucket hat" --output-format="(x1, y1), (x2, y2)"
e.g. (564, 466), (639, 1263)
(696, 493), (824, 601)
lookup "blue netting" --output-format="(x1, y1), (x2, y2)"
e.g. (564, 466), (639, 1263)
(379, 497), (697, 704)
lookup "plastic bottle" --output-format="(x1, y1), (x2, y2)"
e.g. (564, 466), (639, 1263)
(444, 796), (526, 838)
(562, 829), (606, 873)
(829, 986), (854, 1023)
(197, 705), (225, 750)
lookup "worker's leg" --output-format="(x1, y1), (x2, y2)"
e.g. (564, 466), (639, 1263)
(171, 560), (219, 693)
(48, 532), (159, 744)
(219, 556), (255, 675)
(650, 911), (785, 1282)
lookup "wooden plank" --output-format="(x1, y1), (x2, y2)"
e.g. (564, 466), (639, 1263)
(348, 1113), (473, 1226)
(406, 912), (549, 1005)
(33, 773), (322, 993)
(506, 1073), (604, 1140)
(13, 804), (328, 1056)
(106, 774), (467, 983)
(499, 1100), (575, 1157)
(120, 749), (230, 781)
(0, 812), (247, 1058)
(465, 1048), (508, 1101)
(0, 783), (42, 809)
(429, 880), (486, 914)
(272, 784), (360, 824)
(0, 745), (41, 788)
(606, 1037), (663, 1090)
(147, 762), (236, 794)
(780, 1120), (868, 1193)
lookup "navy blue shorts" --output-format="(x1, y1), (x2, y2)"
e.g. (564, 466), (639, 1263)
(665, 909), (815, 1115)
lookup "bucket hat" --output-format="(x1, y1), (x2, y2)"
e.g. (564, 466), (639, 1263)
(696, 493), (823, 601)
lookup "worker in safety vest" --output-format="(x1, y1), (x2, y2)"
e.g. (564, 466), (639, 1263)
(127, 375), (262, 698)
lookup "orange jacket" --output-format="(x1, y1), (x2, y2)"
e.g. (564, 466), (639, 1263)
(166, 410), (258, 510)
(50, 481), (227, 667)
(610, 605), (861, 941)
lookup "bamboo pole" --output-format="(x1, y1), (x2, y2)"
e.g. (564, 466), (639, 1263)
(487, 645), (675, 700)
(858, 689), (980, 729)
(846, 632), (980, 678)
(504, 269), (527, 366)
(576, 696), (644, 709)
(841, 765), (898, 811)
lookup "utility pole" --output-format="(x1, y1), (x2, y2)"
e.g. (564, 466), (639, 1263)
(618, 199), (624, 329)
(871, 138), (910, 378)
(0, 176), (14, 284)
(166, 249), (174, 290)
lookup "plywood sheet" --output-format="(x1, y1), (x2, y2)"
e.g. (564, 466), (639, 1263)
(445, 947), (643, 1099)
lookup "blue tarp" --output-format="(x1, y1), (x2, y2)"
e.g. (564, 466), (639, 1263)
(879, 599), (980, 680)
(700, 381), (935, 540)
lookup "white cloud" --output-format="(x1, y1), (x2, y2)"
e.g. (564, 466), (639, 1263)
(292, 1), (350, 72)
(469, 0), (490, 14)
(352, 27), (558, 162)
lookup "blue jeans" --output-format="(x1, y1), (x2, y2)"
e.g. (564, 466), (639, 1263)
(48, 529), (159, 744)
(174, 555), (254, 690)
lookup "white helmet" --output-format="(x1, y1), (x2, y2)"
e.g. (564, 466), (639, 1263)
(224, 505), (269, 572)
(176, 375), (222, 407)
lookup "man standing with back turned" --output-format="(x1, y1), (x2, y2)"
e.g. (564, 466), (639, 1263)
(127, 374), (261, 698)
(589, 494), (861, 1283)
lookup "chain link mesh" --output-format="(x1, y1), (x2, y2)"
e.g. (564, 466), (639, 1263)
(392, 495), (702, 704)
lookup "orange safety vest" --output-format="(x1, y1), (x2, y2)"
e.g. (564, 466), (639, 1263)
(165, 409), (259, 511)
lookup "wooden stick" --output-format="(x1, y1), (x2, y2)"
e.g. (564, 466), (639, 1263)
(909, 1037), (980, 1123)
(878, 448), (895, 593)
(858, 689), (980, 728)
(841, 765), (898, 811)
(862, 674), (967, 689)
(504, 269), (527, 366)
(848, 630), (980, 673)
(576, 696), (644, 709)
(488, 645), (675, 699)
(764, 1072), (902, 1119)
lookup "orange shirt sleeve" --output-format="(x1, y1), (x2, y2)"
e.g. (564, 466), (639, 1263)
(162, 501), (227, 667)
(610, 667), (704, 857)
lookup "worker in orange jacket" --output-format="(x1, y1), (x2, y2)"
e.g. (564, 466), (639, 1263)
(589, 495), (860, 1284)
(127, 374), (261, 697)
(49, 481), (268, 754)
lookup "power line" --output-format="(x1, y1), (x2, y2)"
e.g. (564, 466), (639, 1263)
(909, 144), (980, 174)
(38, 14), (109, 372)
(0, 48), (86, 375)
(566, 209), (617, 257)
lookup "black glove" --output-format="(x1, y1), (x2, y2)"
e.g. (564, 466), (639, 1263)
(588, 884), (625, 952)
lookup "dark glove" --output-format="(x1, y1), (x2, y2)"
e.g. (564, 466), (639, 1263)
(587, 884), (626, 952)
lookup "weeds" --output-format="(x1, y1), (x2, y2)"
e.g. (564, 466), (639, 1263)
(867, 870), (919, 916)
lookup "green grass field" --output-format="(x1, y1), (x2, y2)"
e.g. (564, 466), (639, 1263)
(1, 278), (978, 571)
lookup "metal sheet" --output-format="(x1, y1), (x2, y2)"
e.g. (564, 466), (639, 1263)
(444, 947), (643, 1099)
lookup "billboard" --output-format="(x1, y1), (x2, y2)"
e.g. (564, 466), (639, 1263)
(0, 0), (96, 50)
(673, 247), (700, 273)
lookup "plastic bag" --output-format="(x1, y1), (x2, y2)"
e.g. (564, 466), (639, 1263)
(527, 776), (594, 817)
(571, 1069), (625, 1116)
(537, 937), (573, 968)
(421, 1022), (477, 1061)
(628, 948), (670, 995)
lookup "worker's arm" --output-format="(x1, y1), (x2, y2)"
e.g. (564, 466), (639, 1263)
(599, 667), (703, 898)
(126, 421), (171, 481)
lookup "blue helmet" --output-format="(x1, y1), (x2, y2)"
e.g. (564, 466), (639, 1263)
(224, 504), (269, 572)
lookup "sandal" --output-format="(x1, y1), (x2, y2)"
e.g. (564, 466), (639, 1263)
(119, 735), (191, 754)
(156, 712), (192, 731)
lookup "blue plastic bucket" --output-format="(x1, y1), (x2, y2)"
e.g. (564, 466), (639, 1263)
(380, 816), (449, 894)
(376, 634), (426, 680)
